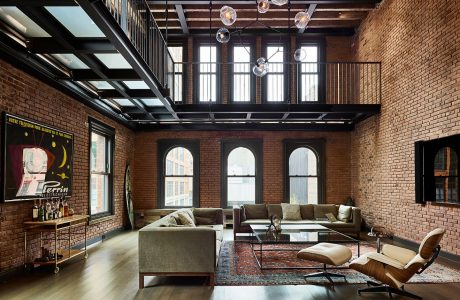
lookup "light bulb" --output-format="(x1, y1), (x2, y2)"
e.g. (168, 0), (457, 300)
(220, 6), (237, 26)
(271, 0), (288, 6)
(216, 28), (230, 43)
(257, 0), (270, 14)
(253, 57), (269, 77)
(294, 48), (307, 61)
(294, 11), (310, 29)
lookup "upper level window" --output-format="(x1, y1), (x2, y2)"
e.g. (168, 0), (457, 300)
(198, 45), (217, 102)
(231, 46), (252, 102)
(158, 140), (199, 208)
(222, 140), (262, 208)
(434, 147), (459, 203)
(89, 119), (114, 218)
(299, 45), (319, 102)
(285, 140), (324, 204)
(266, 45), (285, 102)
(168, 46), (183, 103)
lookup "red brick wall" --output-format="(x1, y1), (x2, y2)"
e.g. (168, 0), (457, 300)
(351, 0), (460, 255)
(132, 131), (351, 209)
(0, 60), (135, 275)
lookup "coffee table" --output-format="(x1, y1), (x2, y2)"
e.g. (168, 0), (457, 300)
(249, 224), (360, 270)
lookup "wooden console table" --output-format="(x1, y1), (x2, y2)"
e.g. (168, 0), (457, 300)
(23, 215), (88, 273)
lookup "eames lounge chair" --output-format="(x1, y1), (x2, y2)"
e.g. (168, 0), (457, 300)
(349, 228), (445, 300)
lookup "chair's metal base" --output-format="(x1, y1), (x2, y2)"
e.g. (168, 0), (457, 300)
(303, 264), (346, 285)
(358, 281), (422, 300)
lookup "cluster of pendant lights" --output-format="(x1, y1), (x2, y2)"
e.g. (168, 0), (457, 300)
(216, 0), (310, 77)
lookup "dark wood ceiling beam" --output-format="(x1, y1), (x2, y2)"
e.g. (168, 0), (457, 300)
(156, 19), (361, 28)
(0, 0), (77, 5)
(27, 38), (118, 54)
(70, 69), (140, 81)
(98, 89), (156, 98)
(175, 4), (189, 34)
(147, 1), (380, 5)
(164, 27), (355, 36)
(299, 4), (317, 34)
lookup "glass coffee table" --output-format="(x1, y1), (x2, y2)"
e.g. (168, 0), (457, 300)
(249, 224), (360, 270)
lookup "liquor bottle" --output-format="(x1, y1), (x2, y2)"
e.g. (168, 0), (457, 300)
(32, 200), (39, 221)
(38, 200), (45, 222)
(59, 198), (64, 218)
(63, 199), (69, 217)
(46, 199), (53, 221)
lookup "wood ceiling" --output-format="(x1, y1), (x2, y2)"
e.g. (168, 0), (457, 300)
(148, 0), (382, 35)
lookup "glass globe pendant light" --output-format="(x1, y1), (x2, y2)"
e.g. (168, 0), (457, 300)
(294, 11), (310, 29)
(257, 0), (270, 14)
(252, 57), (269, 77)
(293, 48), (307, 61)
(220, 6), (237, 26)
(216, 28), (230, 43)
(271, 0), (288, 6)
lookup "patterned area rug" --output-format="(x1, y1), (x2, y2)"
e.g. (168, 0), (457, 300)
(215, 241), (460, 286)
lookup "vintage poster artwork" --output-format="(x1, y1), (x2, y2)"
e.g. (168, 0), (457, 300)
(2, 113), (73, 201)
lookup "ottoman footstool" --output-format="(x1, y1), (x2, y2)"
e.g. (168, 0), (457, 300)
(297, 242), (352, 284)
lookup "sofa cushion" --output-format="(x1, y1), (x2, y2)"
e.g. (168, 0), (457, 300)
(243, 204), (268, 219)
(193, 208), (219, 225)
(300, 204), (314, 220)
(337, 205), (352, 222)
(267, 204), (283, 218)
(175, 211), (196, 227)
(314, 204), (338, 219)
(281, 203), (302, 220)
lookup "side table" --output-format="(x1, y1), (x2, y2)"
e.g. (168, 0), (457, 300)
(367, 226), (392, 253)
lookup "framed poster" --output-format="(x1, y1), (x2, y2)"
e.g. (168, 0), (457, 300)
(2, 113), (74, 202)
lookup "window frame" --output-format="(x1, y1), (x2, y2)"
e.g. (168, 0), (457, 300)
(88, 118), (115, 219)
(284, 139), (325, 204)
(261, 37), (289, 103)
(221, 139), (263, 208)
(296, 39), (326, 103)
(193, 39), (222, 103)
(228, 38), (256, 103)
(158, 139), (200, 208)
(167, 40), (187, 104)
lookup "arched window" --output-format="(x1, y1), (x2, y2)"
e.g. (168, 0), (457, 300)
(227, 147), (256, 207)
(285, 140), (324, 204)
(222, 140), (262, 207)
(158, 140), (199, 208)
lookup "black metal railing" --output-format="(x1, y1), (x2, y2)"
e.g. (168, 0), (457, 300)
(100, 0), (174, 91)
(172, 61), (381, 104)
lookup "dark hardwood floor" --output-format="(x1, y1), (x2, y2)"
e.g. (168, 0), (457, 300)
(0, 230), (458, 300)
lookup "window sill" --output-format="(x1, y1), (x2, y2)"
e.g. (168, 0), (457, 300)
(89, 215), (115, 225)
(428, 202), (460, 208)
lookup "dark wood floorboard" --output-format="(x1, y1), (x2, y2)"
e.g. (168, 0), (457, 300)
(0, 230), (458, 300)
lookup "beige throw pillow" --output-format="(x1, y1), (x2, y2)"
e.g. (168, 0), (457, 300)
(325, 213), (338, 222)
(337, 205), (352, 222)
(281, 203), (301, 220)
(176, 212), (196, 227)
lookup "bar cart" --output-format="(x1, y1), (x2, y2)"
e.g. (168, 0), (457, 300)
(23, 215), (88, 273)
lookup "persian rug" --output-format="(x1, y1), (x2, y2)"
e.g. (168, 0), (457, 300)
(215, 241), (460, 286)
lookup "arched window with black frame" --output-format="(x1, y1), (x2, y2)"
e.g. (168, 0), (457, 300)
(285, 140), (324, 204)
(158, 140), (199, 208)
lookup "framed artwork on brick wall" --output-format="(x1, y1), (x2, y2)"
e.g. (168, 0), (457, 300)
(2, 113), (74, 202)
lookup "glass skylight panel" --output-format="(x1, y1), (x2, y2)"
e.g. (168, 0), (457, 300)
(123, 81), (149, 89)
(89, 81), (114, 90)
(51, 54), (89, 69)
(45, 6), (105, 38)
(94, 53), (132, 69)
(0, 7), (50, 37)
(113, 99), (135, 107)
(141, 98), (164, 107)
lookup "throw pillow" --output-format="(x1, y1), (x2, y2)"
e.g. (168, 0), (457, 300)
(313, 204), (338, 219)
(267, 204), (283, 218)
(300, 204), (314, 219)
(193, 208), (218, 225)
(337, 205), (352, 222)
(195, 216), (215, 225)
(160, 216), (184, 227)
(281, 203), (302, 220)
(176, 212), (196, 227)
(325, 213), (338, 222)
(243, 204), (268, 219)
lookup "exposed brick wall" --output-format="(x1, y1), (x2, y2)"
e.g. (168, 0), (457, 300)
(0, 60), (134, 275)
(132, 131), (351, 209)
(351, 0), (460, 255)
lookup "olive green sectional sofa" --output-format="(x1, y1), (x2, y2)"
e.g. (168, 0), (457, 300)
(233, 203), (361, 239)
(138, 208), (223, 288)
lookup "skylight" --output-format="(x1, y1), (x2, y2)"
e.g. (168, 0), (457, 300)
(0, 7), (50, 37)
(45, 6), (105, 38)
(51, 54), (89, 69)
(88, 81), (114, 90)
(94, 53), (132, 69)
(113, 99), (136, 107)
(141, 98), (164, 107)
(123, 81), (149, 89)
